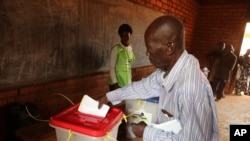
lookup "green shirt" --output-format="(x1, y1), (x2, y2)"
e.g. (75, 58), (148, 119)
(109, 44), (135, 87)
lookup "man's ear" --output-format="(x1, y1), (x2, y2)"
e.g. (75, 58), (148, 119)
(163, 44), (175, 55)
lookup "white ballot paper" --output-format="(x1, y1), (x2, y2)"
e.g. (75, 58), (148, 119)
(78, 95), (110, 118)
(151, 119), (182, 134)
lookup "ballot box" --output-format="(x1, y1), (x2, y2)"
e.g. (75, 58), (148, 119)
(50, 103), (123, 141)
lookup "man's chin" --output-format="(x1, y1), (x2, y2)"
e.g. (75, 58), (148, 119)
(158, 67), (169, 72)
(150, 62), (167, 71)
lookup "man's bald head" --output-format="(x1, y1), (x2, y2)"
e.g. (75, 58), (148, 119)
(144, 15), (185, 51)
(144, 15), (185, 72)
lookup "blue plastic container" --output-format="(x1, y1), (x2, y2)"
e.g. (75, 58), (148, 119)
(144, 97), (159, 103)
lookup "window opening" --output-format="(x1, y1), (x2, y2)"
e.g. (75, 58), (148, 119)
(240, 22), (250, 56)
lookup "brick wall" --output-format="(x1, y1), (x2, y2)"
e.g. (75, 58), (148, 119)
(192, 2), (249, 92)
(192, 3), (249, 69)
(0, 65), (156, 115)
(128, 0), (250, 67)
(128, 0), (249, 92)
(0, 65), (155, 140)
(128, 0), (200, 52)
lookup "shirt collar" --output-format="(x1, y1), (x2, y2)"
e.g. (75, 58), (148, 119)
(162, 50), (189, 91)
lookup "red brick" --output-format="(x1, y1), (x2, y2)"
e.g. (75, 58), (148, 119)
(19, 85), (44, 95)
(44, 80), (66, 90)
(0, 89), (18, 99)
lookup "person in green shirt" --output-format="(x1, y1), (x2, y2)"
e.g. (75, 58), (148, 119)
(109, 24), (135, 90)
(108, 24), (136, 139)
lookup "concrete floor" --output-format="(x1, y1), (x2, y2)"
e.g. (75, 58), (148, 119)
(120, 94), (250, 141)
(216, 94), (250, 141)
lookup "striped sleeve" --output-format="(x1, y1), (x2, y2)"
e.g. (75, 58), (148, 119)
(107, 69), (164, 104)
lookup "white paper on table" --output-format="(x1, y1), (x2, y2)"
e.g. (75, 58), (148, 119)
(151, 119), (182, 134)
(78, 95), (110, 118)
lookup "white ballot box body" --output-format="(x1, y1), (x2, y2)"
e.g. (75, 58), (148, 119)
(50, 103), (123, 141)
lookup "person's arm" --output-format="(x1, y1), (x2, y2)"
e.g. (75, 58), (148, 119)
(106, 69), (163, 105)
(109, 47), (118, 84)
(98, 69), (163, 108)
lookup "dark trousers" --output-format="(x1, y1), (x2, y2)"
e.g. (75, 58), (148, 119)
(211, 77), (227, 99)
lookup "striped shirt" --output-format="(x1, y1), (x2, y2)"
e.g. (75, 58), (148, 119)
(107, 50), (219, 141)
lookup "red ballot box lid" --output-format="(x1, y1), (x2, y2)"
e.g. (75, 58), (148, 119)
(50, 103), (123, 137)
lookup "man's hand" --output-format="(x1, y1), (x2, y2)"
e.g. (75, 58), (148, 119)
(131, 121), (147, 137)
(98, 95), (109, 109)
